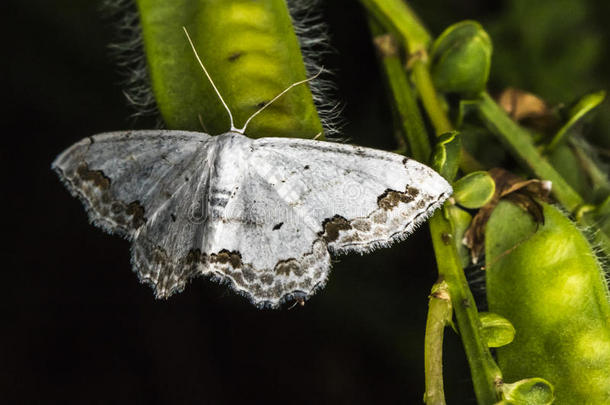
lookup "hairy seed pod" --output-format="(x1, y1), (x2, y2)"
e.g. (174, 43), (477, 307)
(486, 201), (610, 404)
(118, 0), (335, 138)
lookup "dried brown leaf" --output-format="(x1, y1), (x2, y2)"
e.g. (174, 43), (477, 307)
(497, 88), (558, 133)
(464, 168), (551, 263)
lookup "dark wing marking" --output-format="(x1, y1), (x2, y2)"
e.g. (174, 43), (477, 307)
(52, 130), (212, 238)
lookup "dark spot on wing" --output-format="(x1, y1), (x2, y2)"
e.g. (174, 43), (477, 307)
(210, 250), (243, 269)
(209, 197), (229, 208)
(406, 186), (420, 198)
(272, 222), (284, 231)
(111, 202), (123, 214)
(354, 147), (367, 157)
(275, 259), (301, 276)
(125, 201), (146, 228)
(171, 213), (177, 222)
(377, 190), (410, 210)
(228, 51), (243, 62)
(185, 249), (202, 265)
(304, 165), (310, 170)
(256, 101), (268, 109)
(320, 215), (352, 242)
(377, 186), (420, 210)
(76, 163), (110, 190)
(211, 188), (231, 196)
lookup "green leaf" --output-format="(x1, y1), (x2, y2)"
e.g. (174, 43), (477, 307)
(431, 131), (461, 181)
(431, 20), (493, 96)
(453, 171), (495, 209)
(479, 312), (515, 348)
(547, 90), (606, 150)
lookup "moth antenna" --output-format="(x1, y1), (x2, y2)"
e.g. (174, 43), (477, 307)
(183, 26), (237, 132)
(238, 67), (324, 134)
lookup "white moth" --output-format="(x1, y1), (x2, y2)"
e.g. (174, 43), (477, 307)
(52, 29), (452, 307)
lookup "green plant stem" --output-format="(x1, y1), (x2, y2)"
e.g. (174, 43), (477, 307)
(359, 0), (430, 54)
(428, 213), (503, 404)
(424, 281), (452, 405)
(397, 26), (503, 402)
(411, 60), (453, 134)
(370, 29), (501, 400)
(474, 92), (584, 212)
(361, 0), (483, 172)
(416, 71), (502, 401)
(410, 59), (483, 172)
(370, 28), (431, 162)
(365, 6), (503, 403)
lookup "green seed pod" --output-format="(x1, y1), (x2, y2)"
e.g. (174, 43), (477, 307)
(453, 171), (495, 209)
(486, 201), (610, 403)
(135, 0), (324, 138)
(479, 312), (515, 348)
(501, 378), (555, 405)
(430, 20), (492, 96)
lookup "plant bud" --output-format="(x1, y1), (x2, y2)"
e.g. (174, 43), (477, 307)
(430, 21), (492, 96)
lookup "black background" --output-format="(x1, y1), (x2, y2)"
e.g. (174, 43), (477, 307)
(5, 0), (608, 403)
